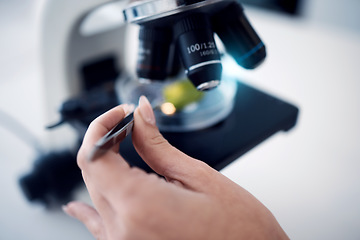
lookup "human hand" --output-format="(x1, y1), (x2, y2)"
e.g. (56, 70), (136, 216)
(63, 96), (289, 240)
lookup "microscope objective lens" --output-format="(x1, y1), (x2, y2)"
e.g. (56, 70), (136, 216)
(174, 13), (222, 90)
(137, 26), (172, 81)
(211, 2), (266, 69)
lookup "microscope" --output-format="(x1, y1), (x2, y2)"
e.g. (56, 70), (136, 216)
(19, 0), (298, 205)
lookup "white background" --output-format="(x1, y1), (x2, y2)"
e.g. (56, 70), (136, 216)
(1, 0), (360, 239)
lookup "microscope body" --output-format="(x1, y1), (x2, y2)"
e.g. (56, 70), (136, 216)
(22, 0), (298, 205)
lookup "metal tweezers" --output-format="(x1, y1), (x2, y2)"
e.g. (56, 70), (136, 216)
(87, 100), (163, 162)
(88, 111), (135, 162)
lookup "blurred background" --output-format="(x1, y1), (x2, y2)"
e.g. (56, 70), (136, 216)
(1, 0), (360, 239)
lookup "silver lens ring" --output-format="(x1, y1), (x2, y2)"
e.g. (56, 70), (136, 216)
(123, 0), (224, 24)
(196, 80), (220, 91)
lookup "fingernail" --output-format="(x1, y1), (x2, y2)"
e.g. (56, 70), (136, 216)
(127, 104), (135, 115)
(122, 104), (130, 115)
(123, 103), (135, 116)
(62, 204), (71, 215)
(139, 96), (156, 125)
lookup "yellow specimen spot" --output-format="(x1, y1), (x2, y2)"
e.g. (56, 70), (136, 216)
(162, 79), (204, 110)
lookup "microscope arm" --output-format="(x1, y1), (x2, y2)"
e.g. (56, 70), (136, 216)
(39, 0), (128, 147)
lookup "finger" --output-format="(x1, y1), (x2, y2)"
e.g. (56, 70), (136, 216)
(78, 104), (132, 166)
(63, 201), (107, 240)
(76, 105), (136, 203)
(81, 170), (116, 222)
(132, 96), (216, 189)
(78, 145), (139, 213)
(77, 104), (132, 179)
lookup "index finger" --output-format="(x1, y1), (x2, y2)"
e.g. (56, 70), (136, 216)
(76, 104), (138, 203)
(77, 104), (130, 168)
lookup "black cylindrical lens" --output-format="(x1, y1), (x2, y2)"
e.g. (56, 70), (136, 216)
(137, 26), (172, 80)
(174, 13), (222, 91)
(212, 2), (266, 69)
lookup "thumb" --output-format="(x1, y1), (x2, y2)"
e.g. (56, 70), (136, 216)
(132, 96), (209, 183)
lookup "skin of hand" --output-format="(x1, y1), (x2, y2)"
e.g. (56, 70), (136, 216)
(63, 96), (289, 240)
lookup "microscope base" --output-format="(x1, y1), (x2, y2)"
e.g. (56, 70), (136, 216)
(120, 81), (299, 171)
